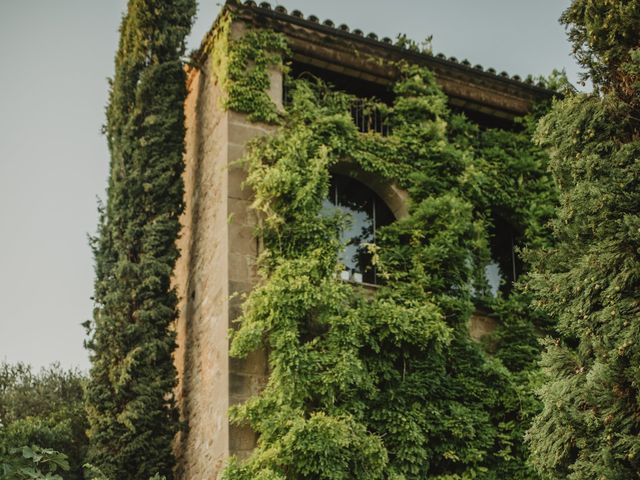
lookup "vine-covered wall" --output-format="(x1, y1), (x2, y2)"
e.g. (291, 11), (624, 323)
(201, 22), (557, 480)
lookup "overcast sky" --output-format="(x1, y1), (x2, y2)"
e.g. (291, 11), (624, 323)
(0, 0), (579, 371)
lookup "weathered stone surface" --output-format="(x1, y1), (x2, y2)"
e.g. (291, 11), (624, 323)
(229, 425), (259, 452)
(174, 52), (231, 480)
(173, 28), (281, 479)
(230, 372), (268, 402)
(229, 348), (269, 376)
(469, 313), (498, 341)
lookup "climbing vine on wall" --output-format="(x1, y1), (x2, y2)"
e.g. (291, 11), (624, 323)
(226, 29), (289, 123)
(200, 12), (289, 124)
(215, 27), (557, 480)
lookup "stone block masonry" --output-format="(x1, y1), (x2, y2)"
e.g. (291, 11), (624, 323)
(173, 35), (281, 477)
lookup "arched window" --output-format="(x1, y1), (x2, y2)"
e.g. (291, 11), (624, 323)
(322, 174), (395, 285)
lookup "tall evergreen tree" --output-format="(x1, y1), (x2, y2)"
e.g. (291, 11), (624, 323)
(526, 2), (640, 478)
(84, 1), (195, 478)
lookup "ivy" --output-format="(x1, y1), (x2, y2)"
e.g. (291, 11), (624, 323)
(226, 29), (290, 123)
(219, 27), (557, 480)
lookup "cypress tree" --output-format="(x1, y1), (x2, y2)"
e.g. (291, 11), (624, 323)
(85, 1), (195, 478)
(526, 1), (640, 478)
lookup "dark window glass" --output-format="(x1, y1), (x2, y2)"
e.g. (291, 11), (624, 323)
(485, 216), (522, 296)
(322, 174), (394, 284)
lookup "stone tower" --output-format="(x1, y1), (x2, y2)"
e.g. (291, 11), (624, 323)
(172, 2), (553, 478)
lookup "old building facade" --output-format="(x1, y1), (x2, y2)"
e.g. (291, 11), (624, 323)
(172, 1), (553, 478)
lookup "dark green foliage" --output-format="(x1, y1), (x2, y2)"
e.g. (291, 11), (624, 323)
(85, 1), (195, 479)
(0, 363), (86, 480)
(527, 95), (640, 479)
(526, 1), (640, 478)
(0, 445), (70, 480)
(562, 0), (640, 100)
(222, 28), (557, 478)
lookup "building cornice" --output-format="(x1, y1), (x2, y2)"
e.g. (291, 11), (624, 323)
(195, 0), (556, 123)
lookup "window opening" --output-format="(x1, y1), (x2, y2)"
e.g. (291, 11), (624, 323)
(321, 174), (394, 285)
(484, 216), (522, 296)
(286, 62), (393, 135)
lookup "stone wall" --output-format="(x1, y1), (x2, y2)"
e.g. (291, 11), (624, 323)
(173, 22), (283, 478)
(174, 48), (231, 479)
(172, 17), (496, 478)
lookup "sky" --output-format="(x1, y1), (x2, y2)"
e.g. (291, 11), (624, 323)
(0, 0), (580, 371)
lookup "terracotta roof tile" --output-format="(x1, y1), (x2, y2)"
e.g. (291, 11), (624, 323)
(232, 0), (550, 91)
(185, 0), (554, 99)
